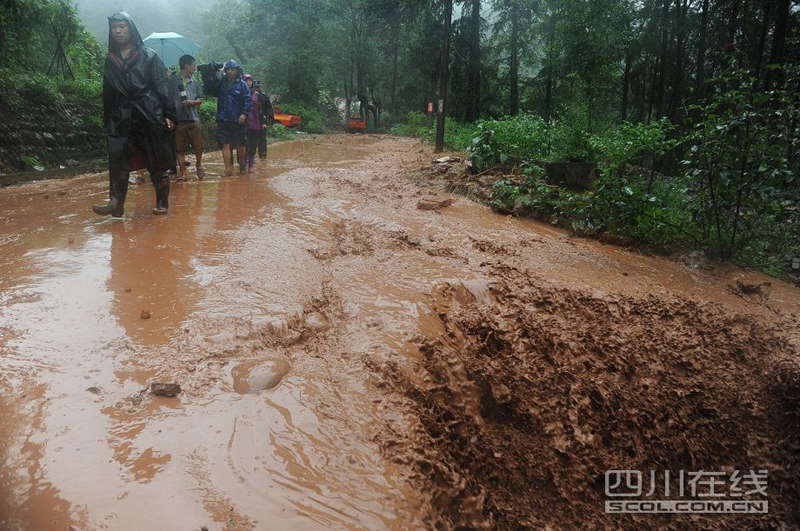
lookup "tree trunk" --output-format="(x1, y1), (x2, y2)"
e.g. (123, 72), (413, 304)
(391, 21), (400, 111)
(766, 0), (791, 89)
(509, 0), (520, 116)
(544, 8), (556, 122)
(654, 0), (670, 119)
(753, 0), (773, 82)
(465, 0), (481, 122)
(695, 0), (710, 98)
(727, 0), (741, 43)
(435, 0), (453, 153)
(621, 48), (632, 121)
(669, 0), (689, 122)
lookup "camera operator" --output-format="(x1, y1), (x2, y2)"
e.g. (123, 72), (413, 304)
(199, 59), (250, 176)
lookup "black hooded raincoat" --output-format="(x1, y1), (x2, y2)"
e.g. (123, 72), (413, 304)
(103, 12), (177, 175)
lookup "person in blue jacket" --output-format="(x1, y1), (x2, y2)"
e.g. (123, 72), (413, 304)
(209, 60), (251, 175)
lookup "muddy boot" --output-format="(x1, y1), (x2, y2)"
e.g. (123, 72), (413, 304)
(238, 149), (247, 175)
(151, 173), (170, 215)
(92, 171), (128, 217)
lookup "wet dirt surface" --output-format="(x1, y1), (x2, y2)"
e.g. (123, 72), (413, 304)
(1, 134), (799, 530)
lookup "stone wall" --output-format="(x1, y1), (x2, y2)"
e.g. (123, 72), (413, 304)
(0, 102), (104, 173)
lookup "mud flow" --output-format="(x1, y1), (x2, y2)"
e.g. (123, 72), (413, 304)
(1, 134), (798, 530)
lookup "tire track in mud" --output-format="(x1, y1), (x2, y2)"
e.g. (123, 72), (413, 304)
(370, 262), (800, 530)
(260, 135), (800, 530)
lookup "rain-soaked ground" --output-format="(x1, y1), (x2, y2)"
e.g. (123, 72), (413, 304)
(1, 134), (798, 530)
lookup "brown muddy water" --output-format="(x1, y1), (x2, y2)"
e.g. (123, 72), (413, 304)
(0, 134), (798, 530)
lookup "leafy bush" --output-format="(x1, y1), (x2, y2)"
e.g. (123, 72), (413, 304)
(490, 162), (696, 250)
(681, 55), (800, 265)
(471, 115), (552, 169)
(589, 119), (677, 176)
(199, 99), (217, 124)
(390, 111), (433, 138)
(390, 111), (477, 151)
(266, 123), (296, 140)
(470, 115), (676, 172)
(277, 103), (328, 133)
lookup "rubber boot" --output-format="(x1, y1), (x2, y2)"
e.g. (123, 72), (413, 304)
(92, 171), (128, 217)
(238, 148), (247, 175)
(151, 173), (170, 215)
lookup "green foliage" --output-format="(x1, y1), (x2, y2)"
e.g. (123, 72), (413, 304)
(277, 103), (328, 134)
(470, 115), (675, 171)
(390, 111), (478, 151)
(485, 57), (799, 272)
(680, 55), (800, 265)
(199, 99), (217, 124)
(390, 111), (431, 137)
(589, 119), (677, 176)
(266, 123), (295, 140)
(489, 169), (695, 250)
(21, 155), (44, 170)
(471, 115), (552, 168)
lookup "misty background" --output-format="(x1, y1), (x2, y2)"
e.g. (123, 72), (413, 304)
(74, 0), (218, 46)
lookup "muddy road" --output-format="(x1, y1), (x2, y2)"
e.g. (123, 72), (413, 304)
(1, 134), (798, 530)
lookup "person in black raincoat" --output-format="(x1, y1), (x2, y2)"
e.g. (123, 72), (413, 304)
(92, 12), (177, 217)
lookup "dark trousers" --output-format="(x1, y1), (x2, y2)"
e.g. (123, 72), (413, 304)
(258, 128), (267, 159)
(246, 129), (261, 166)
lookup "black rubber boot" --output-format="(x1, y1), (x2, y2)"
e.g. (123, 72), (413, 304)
(151, 173), (170, 215)
(92, 171), (128, 217)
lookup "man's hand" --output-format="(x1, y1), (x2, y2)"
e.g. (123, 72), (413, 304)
(238, 114), (246, 125)
(165, 118), (175, 130)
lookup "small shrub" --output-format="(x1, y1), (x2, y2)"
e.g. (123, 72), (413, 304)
(391, 111), (477, 151)
(267, 123), (295, 140)
(199, 99), (217, 124)
(278, 103), (328, 133)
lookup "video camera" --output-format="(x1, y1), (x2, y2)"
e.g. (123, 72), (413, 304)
(197, 61), (224, 97)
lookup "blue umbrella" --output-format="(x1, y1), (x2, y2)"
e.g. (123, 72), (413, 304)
(142, 32), (201, 68)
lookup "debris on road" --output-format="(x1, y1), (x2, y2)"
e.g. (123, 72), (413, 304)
(150, 382), (181, 397)
(416, 196), (455, 211)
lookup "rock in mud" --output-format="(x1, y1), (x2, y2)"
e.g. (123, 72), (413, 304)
(150, 382), (181, 397)
(417, 197), (455, 211)
(304, 311), (329, 331)
(140, 310), (151, 319)
(231, 358), (291, 394)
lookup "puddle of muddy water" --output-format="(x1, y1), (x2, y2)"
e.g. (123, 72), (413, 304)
(0, 136), (423, 530)
(1, 133), (798, 530)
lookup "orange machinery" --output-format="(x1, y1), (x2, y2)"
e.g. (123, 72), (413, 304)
(272, 105), (302, 127)
(346, 118), (366, 133)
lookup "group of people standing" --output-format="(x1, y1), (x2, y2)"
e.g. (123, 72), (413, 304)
(205, 59), (274, 177)
(92, 11), (274, 218)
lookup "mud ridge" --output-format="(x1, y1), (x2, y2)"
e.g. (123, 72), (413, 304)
(375, 264), (800, 530)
